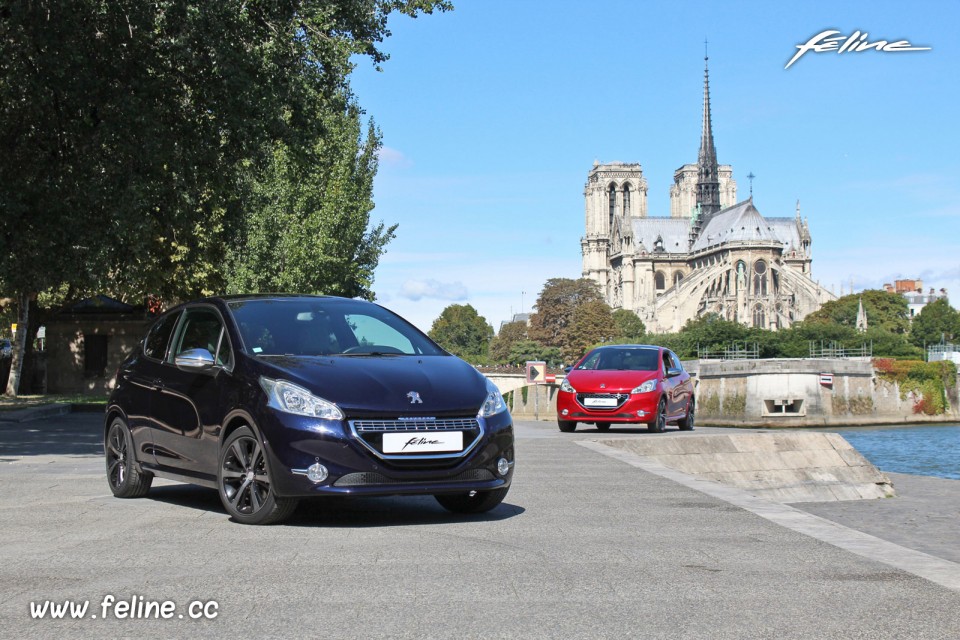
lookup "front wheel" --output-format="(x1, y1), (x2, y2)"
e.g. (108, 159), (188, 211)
(435, 487), (509, 514)
(105, 418), (152, 498)
(558, 419), (577, 433)
(218, 426), (298, 525)
(648, 399), (667, 433)
(595, 423), (610, 432)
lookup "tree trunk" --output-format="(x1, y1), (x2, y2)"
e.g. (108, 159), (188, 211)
(4, 292), (30, 397)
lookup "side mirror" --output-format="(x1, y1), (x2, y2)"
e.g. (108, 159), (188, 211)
(175, 348), (216, 372)
(563, 366), (572, 374)
(666, 367), (682, 378)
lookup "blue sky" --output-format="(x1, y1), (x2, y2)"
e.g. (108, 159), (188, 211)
(349, 0), (958, 333)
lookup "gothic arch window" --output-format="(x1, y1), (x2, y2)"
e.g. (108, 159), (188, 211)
(673, 271), (684, 287)
(754, 260), (768, 296)
(654, 271), (666, 293)
(753, 304), (766, 328)
(608, 183), (617, 228)
(623, 184), (631, 216)
(735, 260), (746, 293)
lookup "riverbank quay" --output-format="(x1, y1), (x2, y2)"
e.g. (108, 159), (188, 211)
(1, 414), (958, 638)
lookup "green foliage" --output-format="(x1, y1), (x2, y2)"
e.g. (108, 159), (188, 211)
(611, 309), (646, 342)
(489, 321), (527, 363)
(805, 290), (910, 334)
(909, 298), (960, 349)
(428, 304), (493, 360)
(560, 300), (617, 363)
(506, 341), (562, 368)
(874, 358), (956, 415)
(528, 278), (603, 348)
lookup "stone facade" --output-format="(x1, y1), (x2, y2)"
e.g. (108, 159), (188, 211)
(581, 57), (834, 334)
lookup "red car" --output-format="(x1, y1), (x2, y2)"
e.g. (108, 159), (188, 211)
(556, 345), (695, 433)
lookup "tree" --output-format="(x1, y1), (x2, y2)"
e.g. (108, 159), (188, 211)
(611, 309), (646, 343)
(528, 278), (604, 348)
(0, 1), (450, 394)
(910, 298), (960, 349)
(560, 300), (617, 363)
(428, 304), (494, 360)
(507, 341), (562, 368)
(490, 321), (528, 363)
(805, 290), (910, 334)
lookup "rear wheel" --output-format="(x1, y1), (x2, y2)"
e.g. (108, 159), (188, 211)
(596, 423), (610, 432)
(678, 399), (695, 431)
(218, 426), (298, 525)
(558, 419), (577, 433)
(435, 487), (509, 514)
(105, 418), (152, 498)
(647, 399), (667, 433)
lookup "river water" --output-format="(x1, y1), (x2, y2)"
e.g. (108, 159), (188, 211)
(827, 424), (960, 480)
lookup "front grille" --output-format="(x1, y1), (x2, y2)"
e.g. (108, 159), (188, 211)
(348, 417), (484, 462)
(353, 418), (479, 432)
(576, 392), (629, 411)
(334, 469), (495, 487)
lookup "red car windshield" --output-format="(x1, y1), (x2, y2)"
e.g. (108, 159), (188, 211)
(576, 348), (659, 371)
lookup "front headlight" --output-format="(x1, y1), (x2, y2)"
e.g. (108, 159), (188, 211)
(631, 379), (657, 394)
(560, 378), (576, 393)
(259, 376), (344, 420)
(478, 379), (507, 418)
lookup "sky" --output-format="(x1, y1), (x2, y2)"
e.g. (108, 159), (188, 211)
(348, 0), (958, 333)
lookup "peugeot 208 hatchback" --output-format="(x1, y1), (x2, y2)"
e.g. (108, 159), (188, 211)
(105, 295), (514, 524)
(556, 344), (694, 433)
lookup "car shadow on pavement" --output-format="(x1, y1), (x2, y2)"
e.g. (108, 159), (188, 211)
(146, 484), (525, 527)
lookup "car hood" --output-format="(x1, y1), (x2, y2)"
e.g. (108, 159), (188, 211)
(252, 354), (489, 416)
(567, 369), (657, 393)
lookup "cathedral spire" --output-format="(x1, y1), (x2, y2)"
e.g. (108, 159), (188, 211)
(696, 43), (722, 216)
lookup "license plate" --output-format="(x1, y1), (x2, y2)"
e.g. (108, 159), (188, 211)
(382, 431), (463, 454)
(584, 397), (618, 407)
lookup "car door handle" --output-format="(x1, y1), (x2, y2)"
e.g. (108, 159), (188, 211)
(153, 379), (165, 390)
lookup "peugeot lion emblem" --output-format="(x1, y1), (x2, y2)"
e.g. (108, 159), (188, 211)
(407, 391), (423, 404)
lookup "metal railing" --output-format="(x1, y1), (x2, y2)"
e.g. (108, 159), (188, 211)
(698, 342), (759, 360)
(808, 341), (872, 358)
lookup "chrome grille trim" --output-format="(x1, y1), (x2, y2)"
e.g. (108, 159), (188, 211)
(576, 392), (629, 411)
(353, 418), (480, 432)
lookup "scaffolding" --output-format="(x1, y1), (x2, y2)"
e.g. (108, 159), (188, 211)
(808, 341), (872, 358)
(698, 342), (759, 360)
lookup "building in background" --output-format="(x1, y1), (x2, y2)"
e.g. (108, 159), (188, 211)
(581, 54), (835, 334)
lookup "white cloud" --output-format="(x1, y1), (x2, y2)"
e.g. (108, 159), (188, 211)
(399, 279), (469, 302)
(377, 146), (413, 169)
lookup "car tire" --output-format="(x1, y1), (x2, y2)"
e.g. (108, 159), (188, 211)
(105, 417), (153, 498)
(218, 426), (298, 525)
(678, 399), (695, 431)
(558, 419), (577, 432)
(596, 423), (610, 432)
(435, 487), (509, 514)
(648, 399), (667, 433)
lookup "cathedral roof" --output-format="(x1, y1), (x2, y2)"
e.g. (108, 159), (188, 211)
(691, 199), (790, 253)
(630, 218), (690, 254)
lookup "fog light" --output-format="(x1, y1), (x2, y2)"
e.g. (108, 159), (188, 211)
(636, 410), (648, 418)
(307, 463), (328, 483)
(561, 409), (569, 416)
(497, 457), (510, 476)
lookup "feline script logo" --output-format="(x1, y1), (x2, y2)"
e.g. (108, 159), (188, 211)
(785, 30), (931, 69)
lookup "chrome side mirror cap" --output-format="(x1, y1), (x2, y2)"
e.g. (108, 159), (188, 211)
(175, 348), (216, 371)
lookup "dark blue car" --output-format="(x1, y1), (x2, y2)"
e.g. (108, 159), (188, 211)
(104, 295), (514, 524)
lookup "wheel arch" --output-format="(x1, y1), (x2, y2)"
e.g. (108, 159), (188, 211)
(220, 408), (264, 449)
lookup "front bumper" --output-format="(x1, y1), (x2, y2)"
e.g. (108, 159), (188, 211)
(556, 389), (660, 423)
(258, 408), (515, 498)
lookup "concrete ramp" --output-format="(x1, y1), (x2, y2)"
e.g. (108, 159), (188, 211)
(600, 433), (895, 503)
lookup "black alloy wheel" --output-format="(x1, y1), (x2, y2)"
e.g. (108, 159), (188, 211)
(648, 399), (667, 433)
(218, 426), (298, 525)
(678, 400), (695, 431)
(105, 418), (152, 498)
(557, 419), (577, 433)
(435, 487), (510, 514)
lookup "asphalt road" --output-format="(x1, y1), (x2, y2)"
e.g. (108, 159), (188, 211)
(0, 413), (958, 639)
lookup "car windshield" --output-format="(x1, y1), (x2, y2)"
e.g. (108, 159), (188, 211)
(576, 348), (659, 371)
(227, 298), (446, 357)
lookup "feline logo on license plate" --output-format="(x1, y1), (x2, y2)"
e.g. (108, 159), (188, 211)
(383, 431), (463, 454)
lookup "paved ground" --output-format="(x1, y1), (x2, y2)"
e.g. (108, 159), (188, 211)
(1, 413), (958, 639)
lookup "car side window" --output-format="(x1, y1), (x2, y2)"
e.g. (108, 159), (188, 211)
(143, 311), (181, 361)
(669, 351), (684, 373)
(171, 308), (229, 366)
(661, 351), (672, 375)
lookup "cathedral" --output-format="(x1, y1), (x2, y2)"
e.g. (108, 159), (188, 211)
(581, 55), (835, 334)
